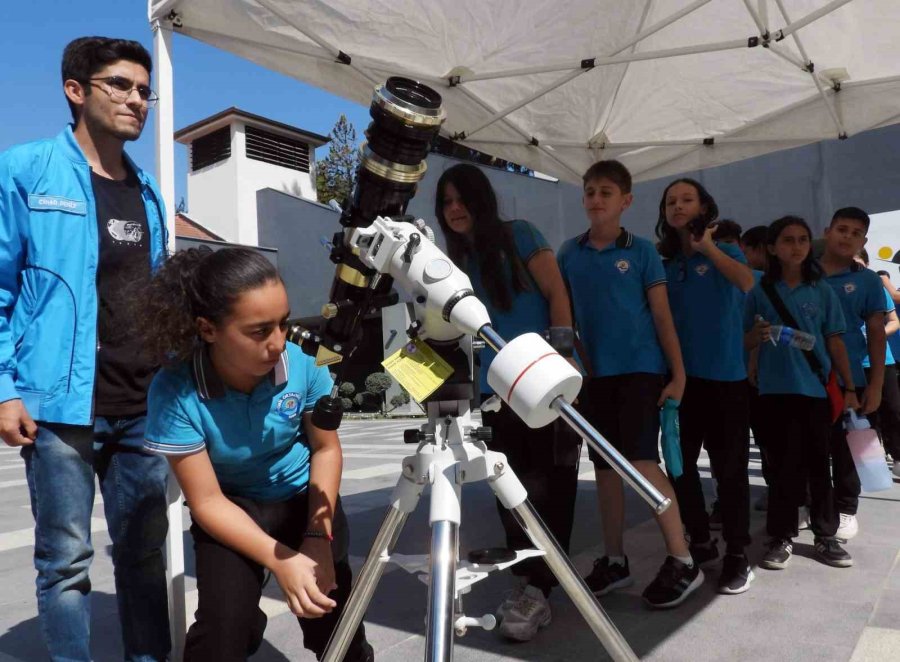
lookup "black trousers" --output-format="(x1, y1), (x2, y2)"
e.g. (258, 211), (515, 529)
(748, 383), (771, 485)
(760, 395), (838, 539)
(184, 493), (369, 662)
(670, 377), (751, 553)
(829, 386), (864, 516)
(866, 364), (900, 459)
(480, 399), (581, 592)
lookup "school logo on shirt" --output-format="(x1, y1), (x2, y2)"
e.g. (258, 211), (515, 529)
(694, 264), (710, 276)
(275, 392), (302, 420)
(844, 282), (856, 294)
(800, 302), (819, 320)
(615, 259), (630, 274)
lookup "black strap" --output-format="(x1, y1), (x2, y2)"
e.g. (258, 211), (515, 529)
(760, 279), (826, 383)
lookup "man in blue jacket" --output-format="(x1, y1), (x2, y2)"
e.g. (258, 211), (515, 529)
(0, 37), (170, 661)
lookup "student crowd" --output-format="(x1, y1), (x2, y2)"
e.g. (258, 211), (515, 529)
(2, 34), (896, 661)
(437, 158), (899, 643)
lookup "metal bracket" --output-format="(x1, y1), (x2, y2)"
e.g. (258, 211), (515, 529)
(336, 50), (352, 65)
(580, 58), (596, 70)
(703, 137), (715, 146)
(448, 76), (461, 87)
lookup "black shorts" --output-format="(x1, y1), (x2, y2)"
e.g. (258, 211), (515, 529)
(581, 373), (664, 469)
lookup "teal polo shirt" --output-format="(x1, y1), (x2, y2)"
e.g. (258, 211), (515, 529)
(862, 287), (896, 368)
(743, 279), (846, 398)
(664, 242), (748, 381)
(144, 342), (333, 502)
(558, 229), (667, 377)
(825, 264), (889, 386)
(464, 220), (551, 395)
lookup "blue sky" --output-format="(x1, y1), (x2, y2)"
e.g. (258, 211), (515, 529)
(0, 1), (372, 208)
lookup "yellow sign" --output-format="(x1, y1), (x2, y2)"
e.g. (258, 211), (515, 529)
(382, 339), (453, 403)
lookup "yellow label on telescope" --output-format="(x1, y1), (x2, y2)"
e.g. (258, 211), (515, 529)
(382, 339), (453, 403)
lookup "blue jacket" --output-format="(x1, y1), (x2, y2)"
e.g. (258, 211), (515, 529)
(0, 126), (168, 424)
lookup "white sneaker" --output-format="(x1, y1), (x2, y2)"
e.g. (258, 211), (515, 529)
(497, 585), (551, 642)
(836, 513), (859, 542)
(495, 579), (527, 622)
(798, 506), (811, 531)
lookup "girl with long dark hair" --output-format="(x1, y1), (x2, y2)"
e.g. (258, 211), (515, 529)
(655, 178), (756, 595)
(744, 216), (858, 572)
(435, 163), (579, 642)
(136, 247), (372, 662)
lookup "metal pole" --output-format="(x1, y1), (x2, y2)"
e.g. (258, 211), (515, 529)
(554, 398), (670, 514)
(322, 507), (411, 662)
(511, 500), (638, 662)
(425, 521), (458, 662)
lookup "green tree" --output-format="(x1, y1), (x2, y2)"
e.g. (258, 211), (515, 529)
(316, 114), (359, 206)
(340, 397), (354, 412)
(389, 390), (410, 412)
(339, 381), (356, 398)
(365, 372), (394, 414)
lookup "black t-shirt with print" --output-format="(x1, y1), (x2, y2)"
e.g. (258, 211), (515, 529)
(91, 168), (157, 416)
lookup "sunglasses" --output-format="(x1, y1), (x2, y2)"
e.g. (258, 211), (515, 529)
(89, 75), (159, 108)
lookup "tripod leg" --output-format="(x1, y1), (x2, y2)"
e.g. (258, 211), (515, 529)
(322, 472), (423, 662)
(512, 500), (638, 662)
(487, 465), (638, 662)
(426, 520), (458, 662)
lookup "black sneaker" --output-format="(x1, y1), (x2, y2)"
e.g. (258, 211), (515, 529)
(814, 537), (853, 568)
(584, 556), (634, 596)
(718, 553), (754, 595)
(760, 538), (792, 570)
(708, 500), (723, 531)
(688, 538), (720, 567)
(642, 556), (704, 609)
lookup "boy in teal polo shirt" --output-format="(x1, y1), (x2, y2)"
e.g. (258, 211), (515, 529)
(558, 160), (701, 609)
(820, 207), (888, 543)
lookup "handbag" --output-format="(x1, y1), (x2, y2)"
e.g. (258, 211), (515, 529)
(760, 280), (844, 423)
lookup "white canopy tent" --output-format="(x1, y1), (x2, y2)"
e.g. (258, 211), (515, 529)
(146, 0), (900, 656)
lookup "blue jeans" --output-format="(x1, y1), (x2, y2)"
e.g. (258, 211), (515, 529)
(22, 416), (171, 661)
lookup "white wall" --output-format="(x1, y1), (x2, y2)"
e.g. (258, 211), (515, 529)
(185, 155), (238, 241)
(867, 210), (900, 281)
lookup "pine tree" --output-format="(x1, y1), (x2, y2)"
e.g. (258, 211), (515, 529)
(316, 114), (359, 206)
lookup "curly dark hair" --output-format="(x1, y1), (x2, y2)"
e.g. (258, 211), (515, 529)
(133, 247), (281, 365)
(435, 164), (532, 311)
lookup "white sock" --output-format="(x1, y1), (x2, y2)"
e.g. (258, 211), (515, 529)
(674, 554), (694, 568)
(608, 555), (626, 567)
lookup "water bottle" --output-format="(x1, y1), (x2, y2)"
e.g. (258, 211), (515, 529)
(660, 398), (683, 479)
(769, 324), (816, 350)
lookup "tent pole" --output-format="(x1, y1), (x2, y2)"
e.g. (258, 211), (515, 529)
(152, 17), (185, 662)
(460, 37), (748, 83)
(776, 0), (855, 41)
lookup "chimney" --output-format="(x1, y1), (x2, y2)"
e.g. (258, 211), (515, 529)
(174, 108), (330, 245)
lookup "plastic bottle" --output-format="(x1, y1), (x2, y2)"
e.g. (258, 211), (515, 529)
(769, 325), (816, 351)
(660, 398), (683, 479)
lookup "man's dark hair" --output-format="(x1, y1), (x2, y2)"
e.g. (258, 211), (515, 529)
(712, 218), (742, 243)
(741, 225), (768, 248)
(62, 37), (153, 121)
(830, 206), (870, 231)
(582, 160), (632, 194)
(858, 248), (870, 265)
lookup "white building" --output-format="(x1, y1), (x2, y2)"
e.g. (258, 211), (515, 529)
(174, 108), (329, 245)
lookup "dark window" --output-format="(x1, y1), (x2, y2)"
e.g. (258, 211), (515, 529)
(190, 126), (231, 171)
(245, 126), (310, 172)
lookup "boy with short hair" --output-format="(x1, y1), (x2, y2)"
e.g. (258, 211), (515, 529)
(740, 225), (769, 271)
(557, 160), (701, 609)
(712, 219), (743, 245)
(820, 207), (889, 543)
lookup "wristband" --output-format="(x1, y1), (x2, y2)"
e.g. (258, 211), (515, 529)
(304, 530), (334, 541)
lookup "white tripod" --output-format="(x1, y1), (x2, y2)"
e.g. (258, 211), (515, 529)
(319, 216), (671, 662)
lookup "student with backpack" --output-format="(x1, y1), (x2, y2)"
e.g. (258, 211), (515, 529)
(744, 216), (857, 570)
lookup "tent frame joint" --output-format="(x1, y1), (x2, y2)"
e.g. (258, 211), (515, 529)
(452, 131), (467, 141)
(448, 76), (461, 87)
(166, 11), (182, 28)
(580, 58), (596, 70)
(336, 51), (351, 65)
(703, 137), (715, 146)
(529, 137), (539, 146)
(747, 36), (760, 48)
